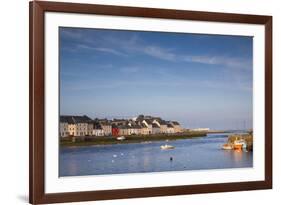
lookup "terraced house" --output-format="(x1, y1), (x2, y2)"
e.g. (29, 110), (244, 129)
(142, 119), (153, 134)
(171, 121), (183, 133)
(126, 121), (140, 135)
(167, 123), (175, 134)
(119, 125), (129, 136)
(59, 115), (92, 137)
(99, 120), (112, 136)
(59, 118), (69, 138)
(91, 121), (104, 136)
(153, 119), (168, 133)
(59, 114), (183, 138)
(152, 123), (161, 134)
(140, 123), (150, 135)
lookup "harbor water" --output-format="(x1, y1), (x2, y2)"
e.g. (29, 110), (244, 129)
(59, 133), (253, 176)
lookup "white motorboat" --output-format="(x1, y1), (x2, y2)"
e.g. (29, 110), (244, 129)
(222, 143), (233, 150)
(161, 144), (175, 150)
(117, 136), (126, 141)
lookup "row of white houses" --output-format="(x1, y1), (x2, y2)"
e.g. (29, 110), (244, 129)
(59, 115), (183, 138)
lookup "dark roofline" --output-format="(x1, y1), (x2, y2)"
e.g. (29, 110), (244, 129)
(60, 115), (181, 126)
(152, 123), (160, 128)
(60, 115), (92, 124)
(143, 119), (153, 124)
(172, 121), (180, 125)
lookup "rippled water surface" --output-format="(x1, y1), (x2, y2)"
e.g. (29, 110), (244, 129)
(59, 134), (253, 176)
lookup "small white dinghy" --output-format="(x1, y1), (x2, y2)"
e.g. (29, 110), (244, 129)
(160, 144), (175, 150)
(117, 136), (126, 141)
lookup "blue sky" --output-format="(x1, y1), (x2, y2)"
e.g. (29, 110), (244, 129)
(59, 27), (253, 130)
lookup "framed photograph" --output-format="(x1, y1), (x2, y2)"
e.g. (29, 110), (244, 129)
(29, 1), (272, 204)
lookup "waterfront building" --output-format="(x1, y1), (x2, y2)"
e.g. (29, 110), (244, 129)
(142, 119), (153, 134)
(111, 119), (127, 126)
(99, 120), (112, 136)
(87, 122), (93, 136)
(60, 115), (91, 137)
(171, 121), (183, 133)
(152, 122), (161, 134)
(92, 121), (104, 136)
(167, 123), (175, 134)
(59, 114), (184, 137)
(59, 116), (69, 138)
(119, 125), (129, 136)
(127, 121), (142, 135)
(153, 119), (168, 133)
(112, 124), (119, 137)
(127, 123), (136, 135)
(141, 123), (150, 135)
(73, 115), (92, 136)
(127, 126), (135, 135)
(132, 124), (142, 135)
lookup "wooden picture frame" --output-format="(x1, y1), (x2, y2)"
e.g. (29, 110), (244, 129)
(29, 1), (272, 204)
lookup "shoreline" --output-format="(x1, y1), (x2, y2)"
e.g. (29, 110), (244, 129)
(60, 132), (210, 147)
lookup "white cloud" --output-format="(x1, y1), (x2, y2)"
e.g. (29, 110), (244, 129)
(102, 35), (251, 70)
(143, 46), (176, 61)
(93, 47), (127, 56)
(77, 44), (127, 57)
(61, 28), (252, 70)
(182, 55), (252, 69)
(60, 29), (83, 39)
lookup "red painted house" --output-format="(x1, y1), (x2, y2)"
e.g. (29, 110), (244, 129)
(112, 125), (119, 137)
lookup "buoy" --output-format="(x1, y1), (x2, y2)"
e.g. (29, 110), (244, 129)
(170, 157), (173, 161)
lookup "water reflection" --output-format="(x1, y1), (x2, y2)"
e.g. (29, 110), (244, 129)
(233, 150), (243, 163)
(60, 134), (253, 176)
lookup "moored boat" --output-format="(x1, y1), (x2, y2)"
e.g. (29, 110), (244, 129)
(161, 144), (175, 150)
(117, 136), (126, 141)
(222, 143), (232, 150)
(233, 139), (244, 150)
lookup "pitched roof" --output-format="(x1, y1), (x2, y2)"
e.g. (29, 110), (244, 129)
(143, 119), (153, 125)
(152, 123), (160, 128)
(112, 124), (119, 129)
(93, 123), (102, 130)
(60, 116), (71, 123)
(75, 115), (92, 123)
(60, 115), (92, 124)
(172, 121), (180, 125)
(167, 124), (174, 128)
(119, 125), (130, 129)
(155, 119), (167, 125)
(99, 121), (111, 126)
(132, 124), (142, 129)
(95, 118), (111, 125)
(111, 119), (128, 126)
(141, 122), (148, 128)
(60, 115), (182, 128)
